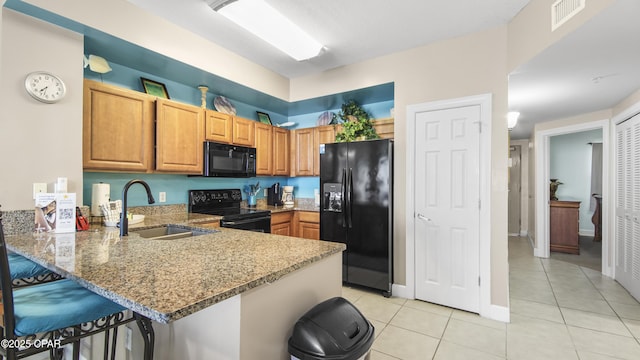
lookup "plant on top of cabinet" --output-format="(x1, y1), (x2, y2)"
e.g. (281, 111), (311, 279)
(334, 100), (379, 142)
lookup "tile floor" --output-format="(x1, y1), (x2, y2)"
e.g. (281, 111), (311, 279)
(341, 236), (640, 359)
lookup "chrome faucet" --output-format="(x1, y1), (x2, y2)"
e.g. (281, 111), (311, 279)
(120, 179), (155, 237)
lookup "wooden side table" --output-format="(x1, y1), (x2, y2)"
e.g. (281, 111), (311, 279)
(550, 200), (581, 254)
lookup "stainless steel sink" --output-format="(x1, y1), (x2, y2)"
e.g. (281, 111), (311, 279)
(131, 225), (214, 240)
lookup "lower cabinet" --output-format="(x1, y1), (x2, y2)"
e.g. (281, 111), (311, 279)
(271, 211), (293, 236)
(293, 211), (320, 240)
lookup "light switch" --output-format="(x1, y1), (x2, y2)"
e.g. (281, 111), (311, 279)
(33, 183), (47, 199)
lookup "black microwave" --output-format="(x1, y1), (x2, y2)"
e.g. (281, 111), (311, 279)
(203, 142), (256, 177)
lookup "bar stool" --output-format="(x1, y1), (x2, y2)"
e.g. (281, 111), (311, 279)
(0, 211), (154, 360)
(8, 252), (63, 288)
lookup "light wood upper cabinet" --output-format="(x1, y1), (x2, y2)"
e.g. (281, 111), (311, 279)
(232, 116), (255, 146)
(255, 122), (273, 176)
(205, 110), (232, 143)
(83, 80), (155, 172)
(314, 125), (336, 176)
(373, 118), (394, 139)
(291, 128), (315, 176)
(272, 127), (290, 176)
(155, 99), (204, 174)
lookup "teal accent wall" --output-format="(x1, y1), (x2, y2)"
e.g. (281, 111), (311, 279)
(550, 129), (603, 234)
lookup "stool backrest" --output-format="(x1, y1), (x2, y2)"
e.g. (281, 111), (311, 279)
(0, 207), (18, 339)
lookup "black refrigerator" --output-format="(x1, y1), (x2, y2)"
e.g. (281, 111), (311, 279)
(320, 139), (393, 296)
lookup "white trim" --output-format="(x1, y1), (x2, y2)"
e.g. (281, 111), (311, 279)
(391, 283), (411, 299)
(405, 94), (495, 319)
(534, 119), (612, 277)
(485, 304), (510, 323)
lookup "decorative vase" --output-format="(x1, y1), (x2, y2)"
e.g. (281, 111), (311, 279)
(550, 179), (563, 201)
(247, 195), (256, 207)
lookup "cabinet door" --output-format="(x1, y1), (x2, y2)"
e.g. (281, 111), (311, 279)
(271, 212), (292, 236)
(205, 110), (232, 143)
(83, 80), (155, 172)
(294, 211), (320, 240)
(232, 116), (255, 146)
(292, 129), (315, 176)
(273, 127), (290, 176)
(155, 99), (204, 174)
(314, 125), (336, 175)
(255, 122), (273, 175)
(373, 118), (395, 139)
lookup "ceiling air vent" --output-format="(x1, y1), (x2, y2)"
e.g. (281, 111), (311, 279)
(551, 0), (586, 31)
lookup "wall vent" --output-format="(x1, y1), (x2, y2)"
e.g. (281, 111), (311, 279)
(551, 0), (586, 31)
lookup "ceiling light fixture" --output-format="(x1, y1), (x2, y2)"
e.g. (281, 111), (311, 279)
(508, 111), (520, 130)
(207, 0), (323, 61)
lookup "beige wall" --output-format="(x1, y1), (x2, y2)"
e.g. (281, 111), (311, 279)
(0, 10), (84, 210)
(507, 0), (615, 72)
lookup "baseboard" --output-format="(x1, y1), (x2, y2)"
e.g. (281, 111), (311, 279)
(579, 229), (595, 236)
(482, 304), (510, 323)
(520, 230), (528, 237)
(391, 283), (412, 299)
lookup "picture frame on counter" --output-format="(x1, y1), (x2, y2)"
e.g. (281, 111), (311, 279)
(141, 77), (170, 99)
(257, 111), (272, 125)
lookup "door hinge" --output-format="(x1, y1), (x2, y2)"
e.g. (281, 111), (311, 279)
(478, 277), (481, 286)
(478, 199), (481, 210)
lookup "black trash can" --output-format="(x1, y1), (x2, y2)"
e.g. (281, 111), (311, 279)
(288, 297), (375, 360)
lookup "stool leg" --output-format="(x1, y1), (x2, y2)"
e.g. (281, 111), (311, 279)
(110, 328), (118, 360)
(134, 313), (155, 360)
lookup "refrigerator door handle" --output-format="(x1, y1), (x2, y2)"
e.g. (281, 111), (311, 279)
(342, 168), (348, 228)
(347, 167), (353, 228)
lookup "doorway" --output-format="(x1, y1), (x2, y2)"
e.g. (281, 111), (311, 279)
(534, 120), (611, 277)
(508, 145), (522, 236)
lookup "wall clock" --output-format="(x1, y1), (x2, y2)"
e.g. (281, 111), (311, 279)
(24, 71), (67, 103)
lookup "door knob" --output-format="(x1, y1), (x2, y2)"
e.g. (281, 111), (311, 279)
(417, 213), (431, 222)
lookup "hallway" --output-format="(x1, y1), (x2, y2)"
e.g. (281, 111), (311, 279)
(343, 236), (640, 359)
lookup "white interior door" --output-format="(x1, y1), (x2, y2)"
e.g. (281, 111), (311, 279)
(615, 113), (640, 300)
(414, 105), (481, 313)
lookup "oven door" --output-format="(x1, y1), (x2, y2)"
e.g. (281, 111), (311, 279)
(220, 215), (271, 233)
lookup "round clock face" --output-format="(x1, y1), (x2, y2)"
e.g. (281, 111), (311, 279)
(24, 71), (66, 103)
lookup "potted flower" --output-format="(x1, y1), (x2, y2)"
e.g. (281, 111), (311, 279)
(334, 100), (379, 142)
(243, 182), (260, 207)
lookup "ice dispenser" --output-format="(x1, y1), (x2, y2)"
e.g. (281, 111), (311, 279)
(323, 183), (343, 212)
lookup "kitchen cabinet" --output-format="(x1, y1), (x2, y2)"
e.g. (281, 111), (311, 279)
(550, 200), (581, 254)
(373, 118), (394, 139)
(255, 122), (273, 175)
(294, 211), (320, 240)
(272, 127), (290, 176)
(291, 125), (335, 176)
(82, 80), (155, 172)
(232, 116), (255, 147)
(155, 99), (204, 174)
(271, 211), (293, 236)
(205, 110), (233, 143)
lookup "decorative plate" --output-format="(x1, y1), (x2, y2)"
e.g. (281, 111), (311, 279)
(317, 111), (333, 126)
(214, 96), (237, 115)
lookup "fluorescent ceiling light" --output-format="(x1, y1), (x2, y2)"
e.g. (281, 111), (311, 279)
(507, 111), (520, 130)
(208, 0), (323, 61)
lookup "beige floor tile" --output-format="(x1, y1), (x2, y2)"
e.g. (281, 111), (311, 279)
(369, 350), (400, 360)
(389, 306), (450, 338)
(353, 293), (402, 323)
(442, 318), (506, 357)
(434, 340), (505, 360)
(600, 287), (640, 305)
(609, 301), (640, 321)
(510, 298), (564, 323)
(372, 325), (439, 360)
(555, 293), (617, 316)
(552, 286), (604, 301)
(370, 319), (387, 339)
(509, 282), (558, 305)
(560, 307), (633, 337)
(342, 286), (368, 303)
(621, 318), (640, 339)
(451, 310), (506, 331)
(507, 314), (577, 360)
(403, 299), (454, 317)
(568, 325), (640, 359)
(576, 350), (629, 360)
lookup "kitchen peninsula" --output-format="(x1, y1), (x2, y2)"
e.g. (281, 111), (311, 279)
(5, 214), (344, 359)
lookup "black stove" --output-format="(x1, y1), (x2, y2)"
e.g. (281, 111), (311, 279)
(189, 189), (271, 232)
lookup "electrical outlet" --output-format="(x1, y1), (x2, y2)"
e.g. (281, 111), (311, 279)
(33, 183), (47, 199)
(125, 326), (132, 351)
(159, 192), (167, 203)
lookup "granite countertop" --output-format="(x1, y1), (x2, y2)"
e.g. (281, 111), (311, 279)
(5, 212), (344, 324)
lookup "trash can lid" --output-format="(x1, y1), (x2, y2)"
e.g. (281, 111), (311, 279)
(288, 297), (375, 360)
